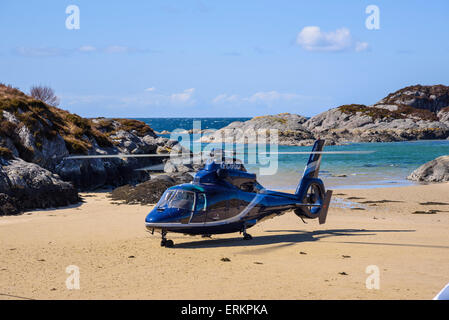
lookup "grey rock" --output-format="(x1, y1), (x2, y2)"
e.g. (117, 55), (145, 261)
(200, 113), (313, 146)
(50, 126), (182, 189)
(163, 159), (194, 174)
(407, 156), (449, 183)
(376, 85), (449, 113)
(304, 103), (449, 144)
(2, 110), (19, 124)
(438, 109), (449, 124)
(0, 158), (79, 215)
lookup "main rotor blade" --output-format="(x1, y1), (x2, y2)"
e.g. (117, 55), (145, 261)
(65, 153), (191, 160)
(134, 163), (166, 171)
(229, 151), (376, 155)
(65, 150), (375, 160)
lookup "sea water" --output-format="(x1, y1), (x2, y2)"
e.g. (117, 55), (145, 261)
(138, 118), (449, 190)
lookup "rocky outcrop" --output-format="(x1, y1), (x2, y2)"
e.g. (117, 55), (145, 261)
(0, 85), (188, 189)
(109, 173), (193, 205)
(377, 85), (449, 113)
(0, 84), (187, 214)
(407, 156), (449, 183)
(200, 85), (449, 146)
(0, 157), (79, 215)
(200, 113), (314, 146)
(305, 85), (449, 144)
(304, 104), (449, 144)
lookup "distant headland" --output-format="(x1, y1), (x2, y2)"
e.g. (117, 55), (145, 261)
(200, 85), (449, 146)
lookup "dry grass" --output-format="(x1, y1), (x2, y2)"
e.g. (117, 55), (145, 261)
(0, 84), (155, 158)
(0, 146), (13, 159)
(339, 104), (439, 121)
(91, 118), (155, 137)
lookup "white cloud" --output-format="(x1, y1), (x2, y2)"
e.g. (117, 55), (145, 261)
(212, 91), (310, 105)
(104, 45), (131, 54)
(355, 41), (370, 52)
(296, 26), (368, 52)
(245, 91), (301, 103)
(78, 45), (97, 52)
(64, 88), (196, 111)
(78, 45), (144, 54)
(123, 87), (196, 106)
(212, 94), (239, 103)
(14, 46), (67, 57)
(170, 88), (195, 104)
(15, 45), (145, 57)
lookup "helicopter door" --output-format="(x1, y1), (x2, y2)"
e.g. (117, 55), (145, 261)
(189, 193), (207, 223)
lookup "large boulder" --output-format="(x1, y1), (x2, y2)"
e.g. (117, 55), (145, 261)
(407, 156), (449, 183)
(0, 157), (79, 215)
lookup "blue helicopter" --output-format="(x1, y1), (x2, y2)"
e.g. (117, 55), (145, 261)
(144, 139), (333, 247)
(67, 139), (372, 248)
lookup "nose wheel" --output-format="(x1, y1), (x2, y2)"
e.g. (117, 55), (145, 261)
(160, 230), (174, 248)
(241, 225), (253, 240)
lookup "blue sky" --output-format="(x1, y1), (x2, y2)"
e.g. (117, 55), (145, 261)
(1, 0), (448, 117)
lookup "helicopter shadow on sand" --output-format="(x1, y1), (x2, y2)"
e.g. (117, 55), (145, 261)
(174, 228), (421, 251)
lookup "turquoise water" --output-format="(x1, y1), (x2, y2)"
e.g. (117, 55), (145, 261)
(250, 140), (449, 190)
(135, 117), (250, 133)
(138, 118), (449, 190)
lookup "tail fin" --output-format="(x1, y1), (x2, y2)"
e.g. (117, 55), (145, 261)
(295, 139), (325, 195)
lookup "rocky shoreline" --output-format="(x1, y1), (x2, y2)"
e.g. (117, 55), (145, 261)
(1, 83), (448, 215)
(200, 85), (449, 146)
(0, 84), (190, 215)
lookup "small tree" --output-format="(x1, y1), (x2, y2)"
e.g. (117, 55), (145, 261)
(30, 85), (60, 107)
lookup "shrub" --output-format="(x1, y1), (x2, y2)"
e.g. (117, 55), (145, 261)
(29, 85), (60, 107)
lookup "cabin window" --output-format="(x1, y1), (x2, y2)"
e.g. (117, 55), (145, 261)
(195, 193), (207, 212)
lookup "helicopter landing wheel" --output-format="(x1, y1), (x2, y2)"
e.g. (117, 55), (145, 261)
(161, 238), (174, 247)
(160, 229), (174, 247)
(243, 233), (253, 241)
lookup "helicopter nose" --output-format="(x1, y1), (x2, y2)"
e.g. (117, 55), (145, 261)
(145, 209), (169, 223)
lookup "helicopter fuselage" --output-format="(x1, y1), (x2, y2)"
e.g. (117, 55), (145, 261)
(145, 181), (302, 235)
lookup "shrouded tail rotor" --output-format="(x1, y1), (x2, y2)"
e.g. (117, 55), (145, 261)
(294, 139), (332, 224)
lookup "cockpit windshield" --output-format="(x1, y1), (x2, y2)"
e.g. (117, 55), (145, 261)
(169, 190), (195, 210)
(157, 189), (196, 211)
(157, 190), (175, 208)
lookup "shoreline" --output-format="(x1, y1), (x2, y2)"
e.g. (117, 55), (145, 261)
(1, 183), (448, 300)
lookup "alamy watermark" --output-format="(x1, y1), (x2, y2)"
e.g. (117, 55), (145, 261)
(65, 265), (80, 290)
(365, 265), (380, 290)
(365, 5), (380, 30)
(66, 5), (80, 30)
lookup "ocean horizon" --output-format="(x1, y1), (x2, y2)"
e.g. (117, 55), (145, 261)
(137, 117), (449, 190)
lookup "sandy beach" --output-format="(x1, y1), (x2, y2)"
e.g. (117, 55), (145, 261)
(1, 183), (448, 300)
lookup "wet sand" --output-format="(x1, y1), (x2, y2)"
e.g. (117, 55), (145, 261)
(0, 183), (448, 300)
